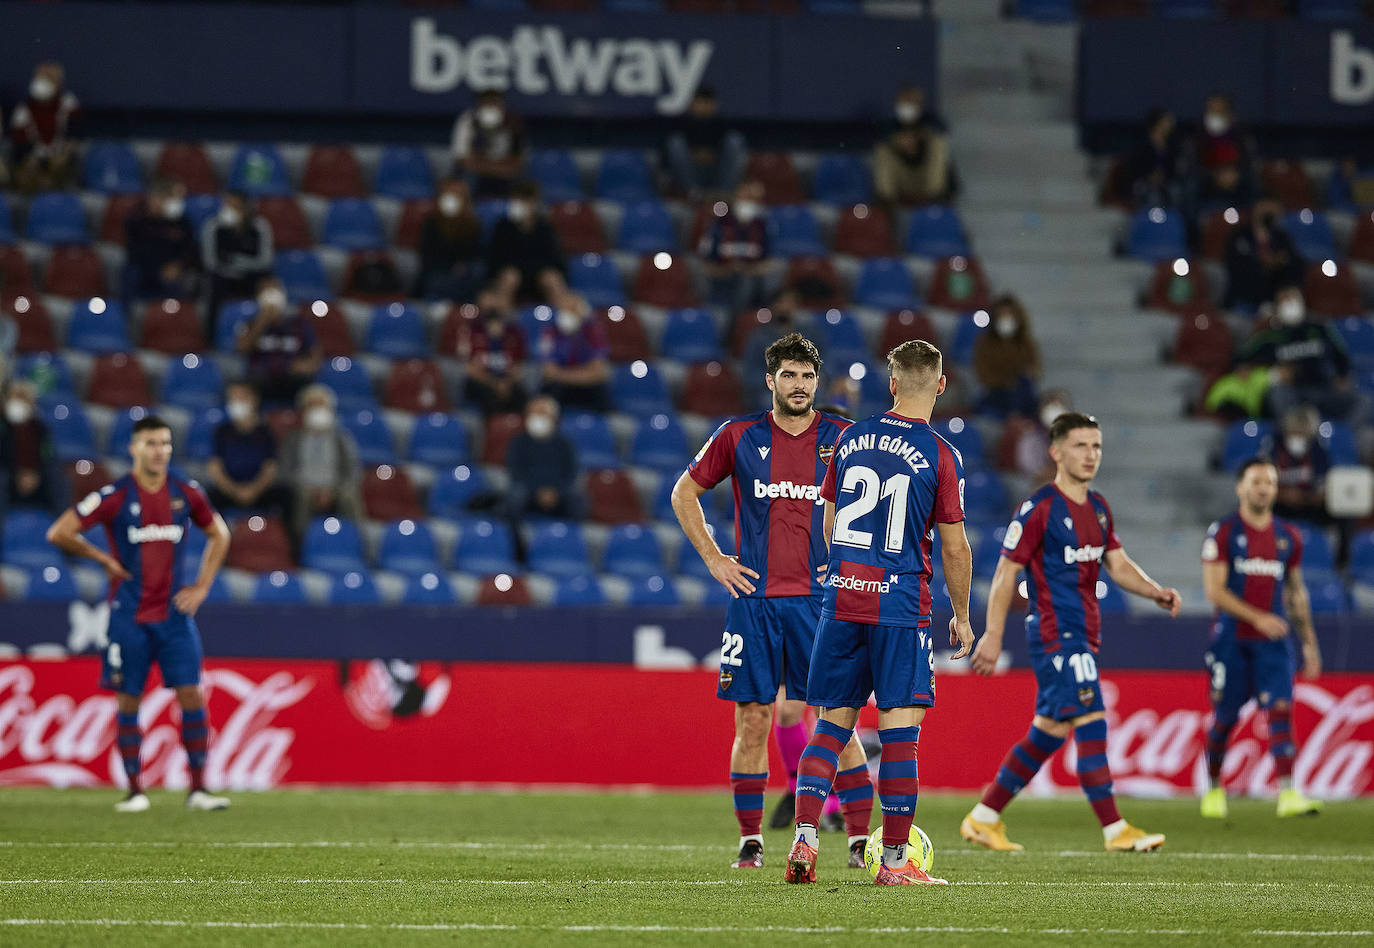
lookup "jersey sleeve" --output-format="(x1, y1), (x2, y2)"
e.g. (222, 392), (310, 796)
(182, 479), (217, 529)
(934, 440), (965, 524)
(1286, 524), (1304, 572)
(1101, 496), (1123, 552)
(75, 484), (124, 530)
(1000, 497), (1047, 566)
(687, 422), (737, 490)
(1201, 520), (1227, 563)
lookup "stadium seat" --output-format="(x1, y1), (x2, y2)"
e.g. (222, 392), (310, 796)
(1319, 419), (1359, 465)
(322, 198), (385, 251)
(595, 150), (655, 202)
(455, 519), (519, 575)
(1350, 530), (1374, 585)
(256, 196), (313, 250)
(905, 205), (971, 259)
(612, 361), (674, 415)
(1298, 0), (1364, 19)
(1144, 259), (1211, 314)
(481, 412), (525, 465)
(1125, 207), (1187, 262)
(300, 299), (354, 356)
(630, 414), (689, 472)
(216, 300), (258, 353)
(86, 353), (152, 409)
(1172, 311), (1234, 375)
(429, 464), (487, 518)
(1333, 317), (1374, 372)
(528, 149), (583, 203)
(661, 308), (722, 362)
(928, 255), (991, 311)
(301, 516), (368, 574)
(366, 303), (430, 359)
(227, 144), (292, 197)
(106, 406), (159, 455)
(552, 573), (605, 606)
(327, 570), (381, 605)
(679, 361), (744, 417)
(878, 309), (939, 357)
(617, 201), (678, 253)
(627, 574), (681, 606)
(302, 145), (366, 199)
(561, 411), (621, 468)
(1307, 578), (1350, 614)
(1221, 420), (1274, 472)
(962, 469), (1010, 522)
(1283, 209), (1337, 262)
(1349, 209), (1374, 266)
(24, 565), (80, 602)
(1260, 161), (1315, 210)
(813, 155), (872, 206)
(814, 308), (869, 364)
(1297, 525), (1338, 574)
(0, 246), (38, 297)
(474, 199), (508, 237)
(0, 193), (12, 244)
(527, 521), (592, 578)
(602, 523), (666, 578)
(10, 295), (57, 353)
(45, 247), (108, 299)
(43, 402), (96, 461)
(833, 203), (896, 257)
(97, 193), (141, 245)
(363, 464), (424, 521)
(599, 305), (651, 362)
(139, 299), (205, 355)
(1200, 206), (1245, 261)
(66, 298), (131, 353)
(341, 251), (405, 304)
(784, 256), (846, 309)
(631, 253), (696, 308)
(182, 407), (225, 462)
(374, 146), (435, 200)
(550, 201), (608, 255)
(65, 458), (110, 506)
(155, 142), (218, 194)
(82, 142), (143, 194)
(161, 353), (224, 411)
(407, 412), (468, 467)
(15, 352), (76, 404)
(378, 519), (442, 575)
(251, 571), (307, 604)
(1303, 260), (1362, 317)
(587, 468), (646, 523)
(475, 573), (533, 606)
(183, 194), (222, 236)
(769, 205), (825, 257)
(932, 418), (987, 466)
(2, 509), (61, 569)
(394, 199), (434, 250)
(746, 152), (804, 205)
(341, 409), (397, 465)
(227, 516), (294, 573)
(854, 258), (919, 310)
(400, 571), (456, 605)
(275, 250), (333, 303)
(26, 192), (88, 244)
(568, 253), (625, 308)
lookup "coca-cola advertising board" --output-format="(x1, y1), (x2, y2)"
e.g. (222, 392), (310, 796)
(1, 659), (1371, 797)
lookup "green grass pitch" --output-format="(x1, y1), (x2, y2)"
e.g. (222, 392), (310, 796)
(0, 788), (1371, 946)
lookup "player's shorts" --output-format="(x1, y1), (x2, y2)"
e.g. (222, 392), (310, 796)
(716, 595), (820, 703)
(1030, 645), (1106, 721)
(100, 610), (203, 697)
(806, 616), (934, 710)
(1205, 634), (1295, 718)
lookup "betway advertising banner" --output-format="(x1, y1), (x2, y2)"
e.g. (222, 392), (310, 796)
(2, 659), (1370, 797)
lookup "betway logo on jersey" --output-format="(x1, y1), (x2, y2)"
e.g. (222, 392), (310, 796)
(127, 524), (184, 544)
(1234, 556), (1285, 578)
(1064, 544), (1105, 565)
(827, 572), (891, 594)
(754, 479), (822, 504)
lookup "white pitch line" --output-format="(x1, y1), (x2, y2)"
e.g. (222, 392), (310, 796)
(0, 878), (1364, 890)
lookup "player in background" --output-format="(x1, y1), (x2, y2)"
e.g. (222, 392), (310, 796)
(785, 339), (974, 887)
(46, 415), (232, 812)
(672, 333), (873, 870)
(962, 413), (1180, 853)
(1200, 458), (1323, 819)
(767, 687), (847, 834)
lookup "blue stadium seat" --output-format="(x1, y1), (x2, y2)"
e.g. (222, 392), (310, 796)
(161, 353), (224, 411)
(106, 407), (154, 456)
(274, 250), (333, 304)
(366, 303), (429, 359)
(202, 573), (234, 605)
(561, 411), (620, 469)
(339, 408), (395, 465)
(1298, 0), (1363, 20)
(1349, 530), (1374, 585)
(602, 524), (665, 579)
(651, 475), (678, 523)
(595, 150), (655, 203)
(378, 519), (442, 574)
(429, 464), (487, 518)
(949, 313), (987, 367)
(963, 469), (1010, 523)
(1320, 419), (1359, 465)
(674, 523), (734, 583)
(454, 518), (518, 575)
(932, 418), (987, 467)
(612, 361), (674, 415)
(528, 149), (583, 204)
(1297, 526), (1337, 574)
(253, 571), (308, 604)
(1282, 209), (1337, 262)
(1125, 207), (1187, 262)
(475, 199), (508, 237)
(408, 413), (469, 467)
(66, 298), (131, 353)
(2, 509), (60, 568)
(26, 192), (88, 244)
(567, 253), (624, 308)
(184, 194), (222, 236)
(14, 353), (77, 406)
(855, 258), (919, 310)
(227, 144), (292, 197)
(1307, 579), (1350, 615)
(661, 307), (722, 362)
(374, 146), (435, 200)
(44, 402), (96, 461)
(82, 142), (144, 194)
(1221, 420), (1274, 473)
(402, 571), (457, 605)
(1333, 317), (1374, 372)
(769, 205), (825, 257)
(553, 573), (605, 606)
(973, 525), (1010, 577)
(631, 413), (690, 472)
(526, 521), (592, 578)
(316, 357), (377, 411)
(905, 205), (971, 259)
(327, 570), (381, 605)
(617, 200), (678, 253)
(812, 154), (871, 206)
(302, 516), (368, 574)
(0, 193), (14, 244)
(183, 407), (226, 462)
(628, 574), (680, 606)
(518, 304), (555, 343)
(814, 309), (868, 364)
(24, 565), (80, 602)
(322, 198), (385, 251)
(216, 301), (257, 352)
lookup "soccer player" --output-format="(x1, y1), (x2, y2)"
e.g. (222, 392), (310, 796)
(1200, 458), (1323, 819)
(962, 412), (1181, 853)
(784, 339), (974, 887)
(672, 332), (873, 870)
(46, 415), (232, 812)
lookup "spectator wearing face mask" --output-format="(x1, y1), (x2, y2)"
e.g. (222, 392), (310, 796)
(415, 178), (485, 302)
(537, 291), (611, 412)
(486, 180), (567, 304)
(972, 295), (1041, 419)
(1223, 198), (1303, 313)
(1125, 108), (1182, 210)
(1188, 93), (1256, 192)
(874, 86), (952, 207)
(699, 178), (776, 313)
(124, 176), (199, 309)
(456, 285), (528, 417)
(206, 382), (291, 520)
(201, 191), (274, 337)
(237, 278), (323, 407)
(664, 87), (748, 200)
(451, 89), (526, 200)
(1268, 406), (1331, 523)
(8, 61), (80, 195)
(506, 395), (578, 521)
(280, 384), (362, 544)
(0, 380), (57, 512)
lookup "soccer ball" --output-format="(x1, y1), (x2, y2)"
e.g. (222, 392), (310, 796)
(863, 824), (934, 878)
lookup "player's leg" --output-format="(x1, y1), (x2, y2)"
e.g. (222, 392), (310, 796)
(730, 700), (773, 864)
(1066, 709), (1163, 851)
(720, 598), (781, 867)
(833, 736), (874, 866)
(159, 617), (228, 811)
(768, 686), (807, 829)
(1260, 641), (1322, 817)
(104, 618), (154, 812)
(1202, 640), (1245, 819)
(777, 596), (849, 834)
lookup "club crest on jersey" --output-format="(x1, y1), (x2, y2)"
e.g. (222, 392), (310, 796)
(1097, 511), (1108, 532)
(171, 498), (186, 511)
(817, 443), (834, 465)
(1078, 687), (1095, 706)
(1277, 536), (1289, 552)
(718, 670), (733, 691)
(1063, 517), (1074, 530)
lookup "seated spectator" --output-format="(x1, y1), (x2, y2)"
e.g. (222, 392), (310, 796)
(664, 87), (747, 200)
(458, 286), (527, 416)
(1191, 147), (1255, 219)
(8, 62), (79, 194)
(506, 395), (578, 520)
(279, 384), (362, 544)
(1187, 93), (1256, 194)
(237, 278), (322, 407)
(1223, 198), (1303, 312)
(124, 176), (199, 307)
(700, 178), (776, 312)
(451, 89), (526, 200)
(1125, 108), (1181, 209)
(1271, 406), (1330, 523)
(0, 380), (57, 512)
(201, 191), (273, 337)
(889, 85), (949, 138)
(205, 383), (291, 520)
(875, 87), (952, 206)
(1203, 364), (1270, 421)
(537, 291), (611, 412)
(972, 294), (1041, 419)
(415, 178), (484, 302)
(742, 288), (806, 376)
(486, 180), (567, 303)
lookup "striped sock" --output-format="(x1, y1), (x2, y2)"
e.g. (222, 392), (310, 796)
(730, 771), (767, 838)
(115, 711), (142, 794)
(877, 726), (919, 854)
(181, 708), (209, 793)
(1267, 705), (1294, 780)
(833, 764), (875, 841)
(1074, 718), (1121, 827)
(794, 719), (852, 831)
(979, 725), (1065, 814)
(775, 721), (808, 794)
(1206, 717), (1236, 785)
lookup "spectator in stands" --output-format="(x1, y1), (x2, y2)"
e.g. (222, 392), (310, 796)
(124, 176), (199, 308)
(201, 191), (273, 337)
(506, 395), (578, 521)
(237, 278), (322, 407)
(700, 178), (776, 312)
(415, 178), (485, 302)
(1223, 198), (1303, 312)
(8, 62), (80, 194)
(1191, 145), (1255, 219)
(537, 291), (611, 412)
(206, 383), (290, 520)
(742, 288), (806, 375)
(1188, 93), (1255, 191)
(451, 89), (526, 200)
(1203, 363), (1270, 421)
(664, 87), (747, 200)
(0, 380), (57, 512)
(972, 294), (1041, 419)
(280, 383), (362, 543)
(486, 180), (566, 304)
(1125, 108), (1181, 209)
(1270, 405), (1330, 523)
(999, 390), (1071, 483)
(458, 286), (527, 417)
(874, 87), (952, 207)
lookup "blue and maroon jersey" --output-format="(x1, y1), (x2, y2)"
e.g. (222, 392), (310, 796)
(1000, 484), (1122, 654)
(688, 410), (851, 598)
(1202, 513), (1303, 642)
(818, 411), (965, 626)
(75, 474), (217, 624)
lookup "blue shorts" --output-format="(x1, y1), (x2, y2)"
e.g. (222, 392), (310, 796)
(716, 595), (820, 704)
(806, 617), (935, 710)
(1205, 635), (1295, 718)
(101, 610), (204, 697)
(1031, 646), (1105, 721)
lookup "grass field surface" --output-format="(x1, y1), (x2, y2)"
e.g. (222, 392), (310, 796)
(0, 788), (1370, 946)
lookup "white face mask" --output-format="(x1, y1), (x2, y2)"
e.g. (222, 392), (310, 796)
(163, 197), (185, 219)
(258, 287), (288, 312)
(735, 200), (762, 223)
(217, 205), (243, 227)
(556, 310), (582, 335)
(895, 102), (921, 124)
(477, 105), (503, 129)
(226, 400), (253, 423)
(1204, 112), (1230, 136)
(1040, 403), (1067, 429)
(507, 201), (530, 223)
(1277, 298), (1305, 325)
(438, 193), (463, 217)
(1284, 435), (1309, 457)
(29, 76), (55, 101)
(526, 415), (554, 439)
(994, 316), (1018, 338)
(5, 399), (32, 425)
(304, 406), (334, 431)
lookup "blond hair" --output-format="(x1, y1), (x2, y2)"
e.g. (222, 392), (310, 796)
(887, 339), (942, 395)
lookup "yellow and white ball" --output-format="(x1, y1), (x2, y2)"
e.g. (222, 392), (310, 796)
(863, 824), (934, 878)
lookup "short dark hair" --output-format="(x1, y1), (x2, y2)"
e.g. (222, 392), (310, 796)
(765, 332), (822, 376)
(131, 415), (171, 438)
(1048, 411), (1100, 443)
(1236, 456), (1276, 481)
(511, 179), (539, 200)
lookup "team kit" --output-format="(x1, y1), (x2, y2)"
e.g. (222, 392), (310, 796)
(45, 333), (1322, 886)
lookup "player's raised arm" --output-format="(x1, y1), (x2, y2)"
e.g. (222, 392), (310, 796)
(938, 521), (973, 659)
(1283, 565), (1321, 678)
(46, 503), (130, 582)
(670, 471), (757, 598)
(1103, 547), (1181, 617)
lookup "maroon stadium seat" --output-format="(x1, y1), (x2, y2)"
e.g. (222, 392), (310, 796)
(784, 256), (845, 309)
(1143, 260), (1212, 315)
(9, 294), (56, 353)
(86, 353), (154, 409)
(927, 255), (991, 312)
(482, 412), (526, 466)
(1172, 311), (1234, 375)
(550, 201), (608, 255)
(729, 307), (772, 357)
(227, 516), (295, 573)
(834, 204), (897, 258)
(255, 196), (313, 251)
(745, 152), (804, 205)
(632, 254), (697, 308)
(44, 246), (109, 299)
(302, 300), (355, 356)
(66, 458), (110, 506)
(587, 468), (646, 524)
(475, 573), (533, 606)
(139, 299), (205, 355)
(341, 251), (405, 304)
(0, 246), (38, 298)
(679, 361), (744, 417)
(384, 359), (452, 414)
(1348, 210), (1374, 266)
(599, 305), (651, 362)
(1200, 207), (1246, 262)
(1096, 156), (1133, 211)
(878, 308), (939, 358)
(435, 303), (479, 358)
(1260, 161), (1315, 212)
(1303, 261), (1363, 317)
(394, 199), (434, 251)
(99, 193), (143, 245)
(156, 142), (218, 194)
(362, 464), (424, 521)
(302, 145), (367, 199)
